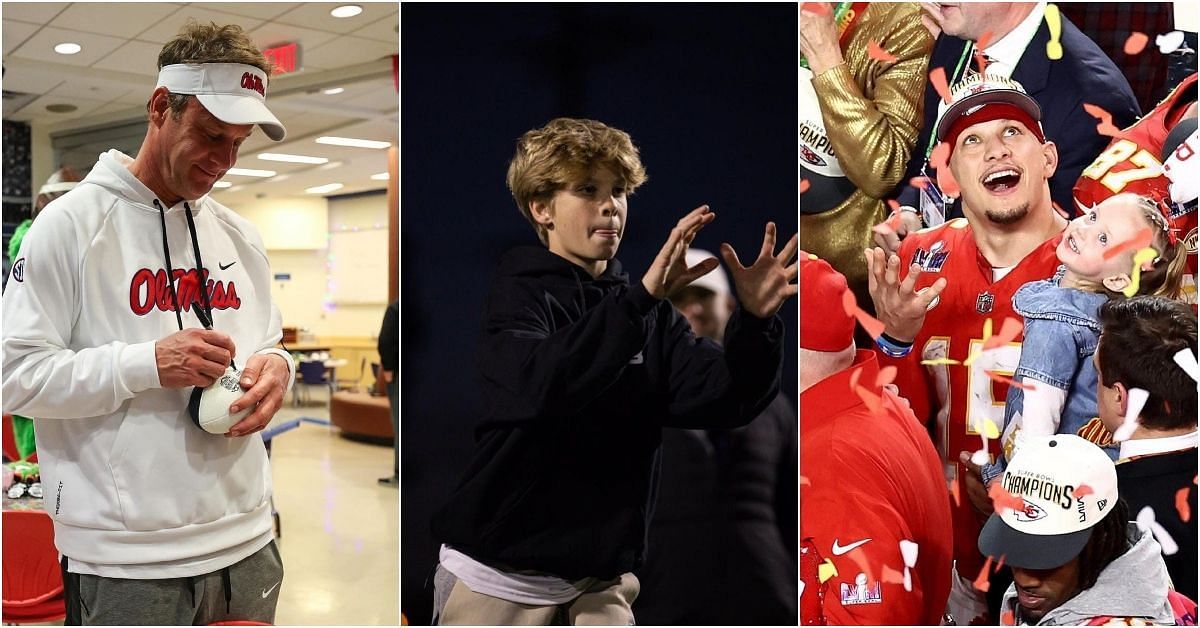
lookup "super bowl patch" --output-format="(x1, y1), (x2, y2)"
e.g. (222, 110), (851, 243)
(840, 576), (882, 606)
(913, 241), (949, 272)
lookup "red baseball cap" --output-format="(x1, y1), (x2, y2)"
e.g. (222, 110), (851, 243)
(799, 252), (855, 351)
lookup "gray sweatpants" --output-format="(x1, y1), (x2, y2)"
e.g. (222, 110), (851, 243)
(63, 540), (284, 626)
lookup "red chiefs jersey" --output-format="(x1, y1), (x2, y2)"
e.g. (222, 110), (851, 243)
(1074, 73), (1197, 303)
(882, 218), (1061, 577)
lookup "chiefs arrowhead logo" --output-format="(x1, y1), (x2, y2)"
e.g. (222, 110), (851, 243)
(1012, 499), (1047, 522)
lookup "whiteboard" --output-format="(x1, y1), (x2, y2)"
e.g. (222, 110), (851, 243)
(329, 228), (389, 304)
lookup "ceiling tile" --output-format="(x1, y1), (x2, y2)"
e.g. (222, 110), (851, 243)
(189, 3), (302, 20)
(3, 19), (40, 55)
(2, 3), (70, 24)
(137, 8), (264, 44)
(11, 93), (110, 123)
(302, 35), (395, 72)
(348, 11), (398, 44)
(44, 75), (141, 104)
(9, 26), (128, 68)
(91, 39), (165, 76)
(53, 3), (181, 39)
(1, 70), (65, 97)
(274, 3), (399, 36)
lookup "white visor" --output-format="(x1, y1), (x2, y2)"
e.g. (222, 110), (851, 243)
(156, 63), (286, 141)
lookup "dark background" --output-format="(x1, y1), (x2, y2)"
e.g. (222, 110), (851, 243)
(400, 3), (798, 623)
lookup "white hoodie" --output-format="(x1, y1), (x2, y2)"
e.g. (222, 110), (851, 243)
(2, 150), (295, 578)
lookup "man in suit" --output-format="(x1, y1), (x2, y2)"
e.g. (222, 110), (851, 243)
(877, 2), (1141, 253)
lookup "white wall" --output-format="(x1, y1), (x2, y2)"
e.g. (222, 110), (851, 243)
(227, 191), (389, 338)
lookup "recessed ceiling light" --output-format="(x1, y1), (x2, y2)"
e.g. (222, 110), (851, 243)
(212, 181), (233, 189)
(46, 103), (78, 113)
(370, 172), (389, 180)
(330, 5), (363, 18)
(322, 87), (345, 95)
(306, 183), (344, 194)
(315, 136), (390, 149)
(54, 42), (81, 55)
(225, 168), (276, 177)
(257, 153), (329, 164)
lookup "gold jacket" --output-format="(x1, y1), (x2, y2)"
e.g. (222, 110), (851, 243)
(801, 2), (932, 307)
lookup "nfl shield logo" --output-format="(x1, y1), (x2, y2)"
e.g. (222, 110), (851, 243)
(976, 291), (995, 314)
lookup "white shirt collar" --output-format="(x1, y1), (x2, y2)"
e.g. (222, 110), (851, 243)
(1119, 430), (1200, 460)
(982, 2), (1048, 78)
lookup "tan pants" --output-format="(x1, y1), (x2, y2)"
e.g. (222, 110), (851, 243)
(434, 565), (639, 625)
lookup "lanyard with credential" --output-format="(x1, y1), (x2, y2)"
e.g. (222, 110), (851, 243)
(800, 2), (870, 70)
(920, 40), (976, 162)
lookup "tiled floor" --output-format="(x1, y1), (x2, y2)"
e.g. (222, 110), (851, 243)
(268, 402), (399, 626)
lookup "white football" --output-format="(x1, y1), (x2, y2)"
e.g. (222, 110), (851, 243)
(195, 367), (253, 434)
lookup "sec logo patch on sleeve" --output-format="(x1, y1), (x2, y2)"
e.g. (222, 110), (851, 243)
(11, 258), (26, 282)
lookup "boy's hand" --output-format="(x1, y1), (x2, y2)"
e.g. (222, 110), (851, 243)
(641, 205), (719, 299)
(720, 222), (798, 319)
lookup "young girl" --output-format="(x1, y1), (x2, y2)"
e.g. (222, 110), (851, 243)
(985, 193), (1188, 483)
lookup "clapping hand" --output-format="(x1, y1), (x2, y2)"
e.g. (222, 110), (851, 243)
(641, 205), (721, 299)
(720, 222), (799, 319)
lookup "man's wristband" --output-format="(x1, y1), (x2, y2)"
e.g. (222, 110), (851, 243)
(876, 333), (914, 358)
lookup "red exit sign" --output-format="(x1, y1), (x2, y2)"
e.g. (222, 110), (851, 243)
(264, 42), (300, 75)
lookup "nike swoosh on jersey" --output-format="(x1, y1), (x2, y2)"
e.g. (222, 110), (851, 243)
(831, 537), (872, 555)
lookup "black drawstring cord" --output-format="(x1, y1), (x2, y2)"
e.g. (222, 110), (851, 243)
(183, 202), (214, 324)
(154, 199), (184, 331)
(222, 566), (232, 613)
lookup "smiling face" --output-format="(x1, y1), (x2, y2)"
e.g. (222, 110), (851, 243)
(1010, 559), (1082, 623)
(949, 117), (1057, 227)
(531, 165), (628, 277)
(155, 97), (253, 204)
(1058, 195), (1149, 284)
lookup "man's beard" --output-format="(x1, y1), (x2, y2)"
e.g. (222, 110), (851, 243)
(985, 201), (1031, 225)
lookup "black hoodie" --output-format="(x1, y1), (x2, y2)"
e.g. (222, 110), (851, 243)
(432, 245), (784, 580)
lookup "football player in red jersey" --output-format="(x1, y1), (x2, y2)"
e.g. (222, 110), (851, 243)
(1074, 73), (1198, 303)
(866, 74), (1068, 625)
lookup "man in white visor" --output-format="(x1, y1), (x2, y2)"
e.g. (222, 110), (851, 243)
(2, 20), (294, 625)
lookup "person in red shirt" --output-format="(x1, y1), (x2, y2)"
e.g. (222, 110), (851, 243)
(800, 253), (952, 625)
(866, 74), (1068, 624)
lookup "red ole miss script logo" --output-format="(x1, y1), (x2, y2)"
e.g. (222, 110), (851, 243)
(129, 268), (241, 316)
(240, 72), (265, 97)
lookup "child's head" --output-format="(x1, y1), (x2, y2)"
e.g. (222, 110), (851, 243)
(1057, 193), (1186, 298)
(506, 118), (647, 251)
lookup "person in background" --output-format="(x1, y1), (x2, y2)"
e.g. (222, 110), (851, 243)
(2, 21), (294, 625)
(800, 2), (933, 325)
(1095, 296), (1197, 600)
(635, 248), (797, 625)
(978, 434), (1182, 625)
(878, 1), (1140, 255)
(5, 166), (82, 464)
(800, 252), (952, 626)
(378, 299), (399, 487)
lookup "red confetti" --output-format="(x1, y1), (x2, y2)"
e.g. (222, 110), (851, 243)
(937, 167), (960, 199)
(841, 288), (857, 317)
(854, 309), (886, 340)
(973, 555), (993, 592)
(930, 142), (951, 171)
(1075, 484), (1095, 498)
(949, 477), (961, 507)
(881, 564), (906, 584)
(1001, 610), (1016, 625)
(801, 2), (832, 16)
(977, 30), (995, 50)
(849, 365), (862, 389)
(986, 370), (1036, 391)
(983, 317), (1023, 351)
(1102, 227), (1153, 260)
(868, 40), (898, 63)
(1177, 486), (1192, 523)
(1124, 32), (1149, 55)
(800, 178), (811, 195)
(846, 547), (875, 585)
(855, 384), (883, 415)
(930, 67), (952, 105)
(909, 176), (930, 190)
(1053, 201), (1070, 220)
(800, 474), (811, 486)
(1083, 103), (1124, 138)
(974, 51), (989, 74)
(989, 482), (1026, 514)
(995, 555), (1006, 572)
(876, 365), (897, 389)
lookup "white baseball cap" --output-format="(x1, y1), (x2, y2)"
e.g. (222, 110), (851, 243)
(156, 63), (286, 141)
(684, 248), (730, 297)
(978, 434), (1119, 570)
(935, 73), (1044, 144)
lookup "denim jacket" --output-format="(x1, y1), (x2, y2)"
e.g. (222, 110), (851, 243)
(983, 271), (1120, 484)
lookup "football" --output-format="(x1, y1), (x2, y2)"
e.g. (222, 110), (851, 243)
(188, 366), (253, 434)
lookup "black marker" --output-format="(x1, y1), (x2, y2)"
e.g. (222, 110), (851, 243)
(193, 297), (237, 370)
